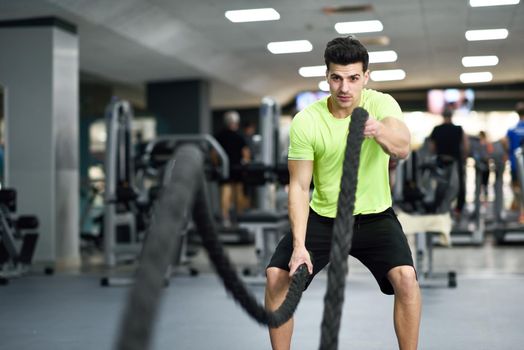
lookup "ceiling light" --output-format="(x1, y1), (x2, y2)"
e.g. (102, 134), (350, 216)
(369, 50), (398, 63)
(462, 55), (499, 67)
(470, 0), (520, 7)
(267, 40), (313, 54)
(370, 69), (406, 82)
(318, 81), (330, 91)
(225, 8), (280, 23)
(465, 28), (508, 41)
(335, 20), (383, 34)
(299, 65), (326, 77)
(460, 72), (493, 83)
(322, 5), (374, 14)
(359, 36), (390, 46)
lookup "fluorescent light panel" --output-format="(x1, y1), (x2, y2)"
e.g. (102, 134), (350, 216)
(299, 65), (325, 77)
(267, 40), (313, 54)
(369, 50), (398, 63)
(460, 72), (493, 83)
(470, 0), (520, 7)
(225, 8), (280, 23)
(462, 55), (499, 67)
(370, 69), (406, 82)
(465, 28), (508, 41)
(318, 81), (330, 91)
(335, 20), (383, 34)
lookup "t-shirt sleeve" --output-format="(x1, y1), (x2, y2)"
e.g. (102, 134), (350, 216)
(429, 127), (436, 140)
(288, 113), (314, 160)
(373, 93), (403, 121)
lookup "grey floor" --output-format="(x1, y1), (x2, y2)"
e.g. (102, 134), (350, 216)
(1, 235), (524, 350)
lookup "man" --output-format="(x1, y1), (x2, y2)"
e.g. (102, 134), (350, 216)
(264, 36), (420, 350)
(429, 108), (469, 217)
(214, 111), (250, 226)
(503, 102), (524, 223)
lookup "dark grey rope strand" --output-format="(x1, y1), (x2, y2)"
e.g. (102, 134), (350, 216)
(116, 146), (202, 350)
(319, 107), (368, 350)
(116, 145), (309, 350)
(192, 170), (309, 328)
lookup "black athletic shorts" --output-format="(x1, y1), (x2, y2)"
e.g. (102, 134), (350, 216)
(511, 168), (519, 185)
(267, 207), (414, 295)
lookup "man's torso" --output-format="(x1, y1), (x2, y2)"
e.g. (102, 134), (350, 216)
(288, 89), (403, 217)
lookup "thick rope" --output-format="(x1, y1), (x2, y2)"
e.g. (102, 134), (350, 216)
(319, 108), (368, 350)
(116, 145), (309, 350)
(116, 106), (367, 349)
(115, 147), (200, 350)
(191, 175), (309, 327)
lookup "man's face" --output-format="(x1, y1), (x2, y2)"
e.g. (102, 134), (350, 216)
(326, 62), (369, 112)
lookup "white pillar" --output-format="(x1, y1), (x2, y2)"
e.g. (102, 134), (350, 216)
(0, 17), (80, 268)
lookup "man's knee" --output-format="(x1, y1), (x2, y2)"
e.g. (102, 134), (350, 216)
(388, 265), (419, 297)
(266, 267), (290, 297)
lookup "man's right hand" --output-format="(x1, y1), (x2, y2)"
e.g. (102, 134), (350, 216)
(288, 246), (313, 277)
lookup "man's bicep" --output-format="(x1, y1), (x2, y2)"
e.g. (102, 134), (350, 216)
(288, 160), (313, 191)
(381, 116), (411, 142)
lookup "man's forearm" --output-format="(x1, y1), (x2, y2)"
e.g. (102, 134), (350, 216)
(288, 185), (310, 248)
(375, 118), (411, 159)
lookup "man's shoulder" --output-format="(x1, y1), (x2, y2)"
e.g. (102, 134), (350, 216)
(294, 98), (328, 123)
(362, 88), (395, 102)
(514, 121), (524, 130)
(430, 124), (443, 136)
(299, 97), (328, 114)
(361, 89), (402, 119)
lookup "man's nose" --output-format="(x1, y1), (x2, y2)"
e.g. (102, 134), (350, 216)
(340, 80), (350, 92)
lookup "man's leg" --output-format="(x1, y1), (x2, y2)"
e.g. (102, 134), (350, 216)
(388, 265), (421, 350)
(265, 267), (293, 350)
(220, 184), (233, 225)
(233, 182), (246, 214)
(456, 163), (466, 214)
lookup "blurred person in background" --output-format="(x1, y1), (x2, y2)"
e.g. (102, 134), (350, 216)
(429, 108), (469, 218)
(503, 102), (524, 223)
(214, 110), (251, 226)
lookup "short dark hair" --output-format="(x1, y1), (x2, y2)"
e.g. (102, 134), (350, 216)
(516, 101), (524, 117)
(324, 36), (369, 71)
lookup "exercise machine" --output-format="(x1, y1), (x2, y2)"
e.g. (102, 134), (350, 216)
(103, 98), (149, 269)
(395, 151), (459, 288)
(237, 97), (290, 281)
(0, 188), (44, 285)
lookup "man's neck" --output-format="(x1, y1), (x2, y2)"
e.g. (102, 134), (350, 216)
(327, 97), (357, 119)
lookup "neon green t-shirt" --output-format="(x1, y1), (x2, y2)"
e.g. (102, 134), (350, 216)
(288, 88), (403, 217)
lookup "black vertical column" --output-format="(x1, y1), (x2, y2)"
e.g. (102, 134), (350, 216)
(147, 79), (210, 135)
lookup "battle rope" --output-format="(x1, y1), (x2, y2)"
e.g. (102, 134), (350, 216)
(319, 107), (368, 350)
(116, 145), (309, 350)
(115, 107), (367, 350)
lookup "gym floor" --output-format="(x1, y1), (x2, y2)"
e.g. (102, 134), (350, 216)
(1, 234), (524, 350)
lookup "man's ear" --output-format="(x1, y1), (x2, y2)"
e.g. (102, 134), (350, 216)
(363, 70), (370, 85)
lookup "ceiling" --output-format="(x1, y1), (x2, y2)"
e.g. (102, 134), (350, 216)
(1, 0), (523, 109)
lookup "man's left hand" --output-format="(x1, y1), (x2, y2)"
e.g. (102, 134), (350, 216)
(363, 115), (383, 139)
